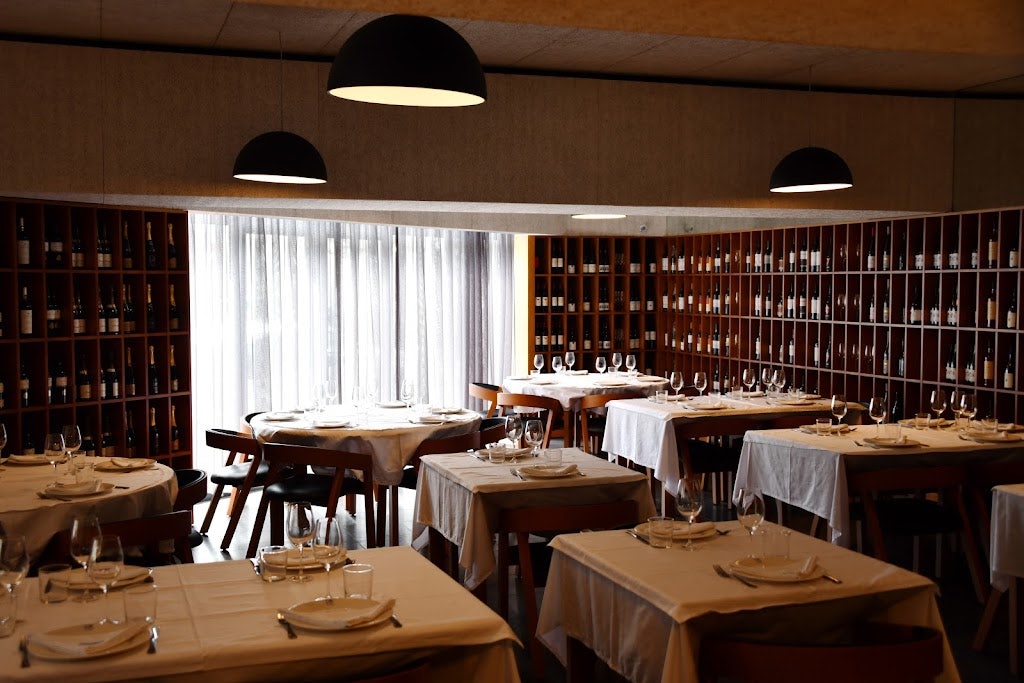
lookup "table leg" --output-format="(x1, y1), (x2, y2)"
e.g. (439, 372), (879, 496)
(1012, 578), (1021, 675)
(973, 586), (1004, 652)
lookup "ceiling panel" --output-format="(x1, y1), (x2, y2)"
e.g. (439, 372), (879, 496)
(693, 43), (857, 85)
(215, 3), (351, 53)
(458, 20), (575, 67)
(100, 0), (231, 46)
(606, 35), (763, 78)
(0, 0), (102, 39)
(513, 28), (674, 72)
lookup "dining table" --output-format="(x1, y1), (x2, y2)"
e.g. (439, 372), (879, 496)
(980, 483), (1024, 673)
(0, 456), (177, 563)
(502, 371), (669, 412)
(735, 423), (1024, 546)
(2, 546), (521, 683)
(536, 521), (960, 683)
(412, 446), (657, 590)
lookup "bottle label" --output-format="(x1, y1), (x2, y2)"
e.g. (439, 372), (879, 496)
(18, 240), (30, 264)
(1005, 370), (1014, 390)
(20, 310), (32, 334)
(80, 384), (91, 400)
(1009, 312), (1018, 329)
(1011, 250), (1020, 268)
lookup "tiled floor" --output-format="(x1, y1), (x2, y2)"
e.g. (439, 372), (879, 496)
(193, 486), (1016, 683)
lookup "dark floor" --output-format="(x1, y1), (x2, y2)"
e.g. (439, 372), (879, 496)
(192, 482), (1017, 683)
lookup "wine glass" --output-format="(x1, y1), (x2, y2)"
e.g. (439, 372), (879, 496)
(735, 489), (765, 556)
(565, 351), (576, 372)
(771, 369), (787, 396)
(595, 357), (607, 374)
(400, 380), (415, 408)
(0, 534), (29, 592)
(868, 396), (887, 435)
(960, 393), (978, 429)
(929, 389), (947, 427)
(741, 369), (756, 396)
(675, 475), (705, 551)
(70, 515), (102, 602)
(505, 414), (524, 449)
(670, 371), (684, 397)
(88, 535), (124, 623)
(693, 371), (708, 397)
(533, 353), (545, 374)
(62, 424), (82, 476)
(831, 394), (848, 427)
(44, 432), (65, 484)
(551, 356), (564, 374)
(524, 419), (544, 456)
(625, 354), (637, 375)
(949, 389), (964, 430)
(286, 502), (317, 583)
(0, 423), (7, 458)
(313, 517), (345, 602)
(325, 378), (339, 407)
(761, 367), (773, 394)
(611, 353), (623, 373)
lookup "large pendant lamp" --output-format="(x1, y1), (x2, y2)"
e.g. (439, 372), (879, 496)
(769, 146), (853, 193)
(327, 14), (486, 107)
(234, 34), (327, 184)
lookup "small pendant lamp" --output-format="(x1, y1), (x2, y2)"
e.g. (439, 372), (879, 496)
(769, 146), (853, 193)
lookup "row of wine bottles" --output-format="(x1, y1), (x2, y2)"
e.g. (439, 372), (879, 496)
(15, 217), (180, 270)
(7, 282), (182, 337)
(6, 406), (182, 457)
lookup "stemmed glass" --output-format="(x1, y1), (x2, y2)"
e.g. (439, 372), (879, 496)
(771, 369), (787, 397)
(761, 367), (773, 394)
(88, 535), (124, 624)
(670, 371), (684, 397)
(735, 489), (765, 556)
(960, 394), (978, 429)
(741, 369), (756, 396)
(595, 357), (607, 374)
(70, 515), (102, 602)
(0, 423), (7, 458)
(675, 475), (705, 551)
(565, 351), (576, 372)
(313, 517), (344, 602)
(533, 354), (545, 374)
(524, 419), (544, 456)
(929, 389), (947, 427)
(286, 502), (317, 583)
(949, 389), (964, 430)
(551, 356), (564, 374)
(0, 534), (30, 593)
(400, 381), (415, 408)
(44, 432), (65, 484)
(868, 396), (888, 435)
(325, 378), (339, 407)
(625, 354), (637, 375)
(505, 415), (524, 449)
(693, 371), (708, 398)
(63, 424), (82, 476)
(611, 353), (623, 373)
(831, 394), (848, 428)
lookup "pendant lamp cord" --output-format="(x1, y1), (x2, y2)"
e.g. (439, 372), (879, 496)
(806, 66), (813, 147)
(279, 31), (285, 131)
(99, 0), (107, 201)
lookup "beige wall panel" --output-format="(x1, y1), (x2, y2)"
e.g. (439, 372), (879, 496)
(953, 99), (1024, 212)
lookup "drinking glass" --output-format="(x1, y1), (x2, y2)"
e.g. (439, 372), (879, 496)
(565, 351), (576, 372)
(551, 356), (564, 374)
(771, 369), (787, 396)
(693, 371), (708, 397)
(670, 371), (684, 397)
(929, 389), (947, 426)
(831, 394), (848, 426)
(675, 475), (705, 551)
(533, 354), (545, 373)
(325, 378), (339, 407)
(62, 424), (82, 462)
(741, 369), (756, 395)
(960, 394), (978, 428)
(314, 518), (345, 602)
(286, 502), (317, 583)
(505, 415), (524, 449)
(611, 352), (623, 373)
(524, 419), (544, 456)
(88, 535), (124, 624)
(735, 489), (765, 556)
(625, 354), (637, 374)
(761, 367), (773, 393)
(0, 535), (29, 592)
(44, 433), (65, 484)
(400, 380), (415, 408)
(0, 423), (7, 458)
(595, 357), (607, 374)
(949, 389), (964, 430)
(69, 515), (102, 602)
(868, 396), (887, 435)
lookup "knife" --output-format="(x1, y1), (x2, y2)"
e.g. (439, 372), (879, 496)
(147, 626), (159, 654)
(626, 530), (651, 545)
(249, 557), (261, 575)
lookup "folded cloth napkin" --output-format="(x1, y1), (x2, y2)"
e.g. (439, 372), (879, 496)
(110, 457), (154, 469)
(284, 597), (395, 630)
(799, 424), (851, 434)
(9, 454), (59, 464)
(48, 480), (101, 494)
(636, 520), (715, 539)
(517, 463), (579, 478)
(30, 622), (148, 656)
(737, 555), (819, 580)
(56, 565), (151, 589)
(413, 415), (445, 424)
(566, 370), (589, 375)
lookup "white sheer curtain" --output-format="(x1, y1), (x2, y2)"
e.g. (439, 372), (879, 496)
(188, 213), (514, 472)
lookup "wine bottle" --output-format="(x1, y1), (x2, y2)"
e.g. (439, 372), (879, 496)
(122, 221), (134, 269)
(23, 432), (36, 455)
(124, 347), (137, 397)
(170, 405), (181, 451)
(970, 239), (980, 270)
(1010, 239), (1020, 269)
(1008, 290), (1018, 329)
(888, 392), (902, 423)
(798, 285), (807, 319)
(948, 233), (960, 269)
(149, 407), (160, 456)
(146, 283), (157, 332)
(19, 286), (33, 335)
(965, 344), (977, 384)
(19, 361), (30, 407)
(17, 217), (30, 265)
(1004, 351), (1016, 390)
(122, 284), (135, 333)
(148, 345), (159, 394)
(881, 223), (891, 270)
(0, 379), (5, 410)
(988, 224), (999, 268)
(714, 242), (722, 273)
(145, 221), (158, 269)
(76, 356), (91, 400)
(125, 412), (137, 458)
(52, 359), (67, 404)
(987, 284), (997, 328)
(813, 339), (820, 367)
(101, 417), (116, 457)
(45, 366), (53, 405)
(754, 333), (761, 360)
(98, 223), (112, 269)
(106, 287), (120, 334)
(46, 222), (64, 267)
(983, 342), (995, 387)
(46, 290), (61, 333)
(786, 284), (795, 319)
(80, 427), (94, 458)
(866, 227), (876, 270)
(105, 353), (120, 399)
(914, 241), (925, 270)
(71, 222), (85, 268)
(73, 294), (86, 335)
(788, 240), (796, 272)
(96, 295), (107, 335)
(754, 242), (763, 273)
(787, 336), (795, 364)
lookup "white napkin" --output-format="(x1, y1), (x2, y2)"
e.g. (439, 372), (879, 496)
(517, 463), (579, 478)
(413, 415), (445, 424)
(284, 597), (395, 630)
(47, 480), (102, 494)
(737, 555), (819, 580)
(799, 424), (850, 434)
(8, 454), (58, 464)
(29, 622), (147, 656)
(56, 565), (151, 589)
(566, 370), (589, 376)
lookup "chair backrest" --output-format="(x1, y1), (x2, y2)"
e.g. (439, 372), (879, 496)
(480, 421), (508, 447)
(173, 469), (208, 511)
(469, 382), (501, 418)
(52, 511), (195, 565)
(578, 391), (643, 453)
(699, 622), (944, 683)
(206, 427), (261, 460)
(496, 393), (564, 446)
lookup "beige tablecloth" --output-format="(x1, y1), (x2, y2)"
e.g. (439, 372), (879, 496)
(537, 523), (959, 683)
(1, 547), (520, 683)
(0, 457), (177, 562)
(991, 483), (1024, 592)
(413, 447), (658, 589)
(503, 372), (668, 411)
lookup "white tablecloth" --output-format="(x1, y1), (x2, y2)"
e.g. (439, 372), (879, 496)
(413, 447), (657, 589)
(537, 523), (959, 683)
(737, 427), (1024, 545)
(503, 372), (668, 411)
(0, 457), (177, 562)
(1, 547), (520, 683)
(251, 406), (480, 486)
(991, 484), (1024, 592)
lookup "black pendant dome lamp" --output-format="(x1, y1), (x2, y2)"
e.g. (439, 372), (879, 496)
(769, 146), (853, 193)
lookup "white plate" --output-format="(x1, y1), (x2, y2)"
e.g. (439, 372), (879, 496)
(263, 412), (298, 421)
(776, 398), (813, 406)
(27, 622), (150, 661)
(799, 424), (851, 435)
(6, 454), (63, 465)
(376, 401), (406, 409)
(862, 436), (922, 448)
(531, 378), (556, 385)
(999, 423), (1024, 433)
(411, 416), (445, 424)
(729, 556), (826, 583)
(731, 391), (766, 398)
(95, 458), (155, 472)
(595, 380), (627, 387)
(284, 598), (391, 631)
(433, 407), (464, 415)
(666, 394), (690, 402)
(309, 420), (351, 429)
(40, 482), (115, 498)
(685, 403), (727, 411)
(263, 546), (340, 570)
(898, 418), (949, 428)
(636, 376), (663, 383)
(566, 370), (589, 376)
(633, 521), (716, 540)
(55, 565), (153, 590)
(477, 447), (533, 459)
(964, 431), (1022, 443)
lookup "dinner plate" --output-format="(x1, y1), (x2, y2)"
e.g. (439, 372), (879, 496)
(376, 401), (406, 409)
(684, 402), (727, 411)
(40, 482), (115, 498)
(285, 598), (392, 631)
(776, 398), (813, 406)
(566, 370), (589, 376)
(595, 380), (627, 387)
(963, 431), (1022, 443)
(636, 376), (663, 383)
(729, 556), (825, 583)
(262, 412), (298, 421)
(798, 424), (851, 435)
(95, 458), (155, 472)
(530, 378), (556, 385)
(55, 565), (153, 590)
(411, 416), (446, 424)
(262, 546), (339, 570)
(27, 622), (150, 661)
(898, 418), (950, 428)
(666, 394), (690, 402)
(999, 423), (1024, 433)
(731, 391), (766, 398)
(507, 375), (534, 381)
(308, 420), (352, 429)
(862, 436), (922, 448)
(6, 454), (63, 465)
(633, 521), (717, 540)
(476, 447), (533, 460)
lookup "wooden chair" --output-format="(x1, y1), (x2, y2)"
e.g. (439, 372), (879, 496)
(847, 464), (986, 603)
(469, 382), (501, 418)
(496, 392), (564, 447)
(51, 511), (195, 565)
(200, 428), (267, 550)
(496, 500), (641, 678)
(246, 443), (376, 557)
(699, 622), (944, 683)
(578, 390), (643, 454)
(173, 468), (208, 548)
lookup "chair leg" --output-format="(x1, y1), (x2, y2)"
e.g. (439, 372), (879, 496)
(389, 485), (399, 547)
(199, 482), (226, 534)
(516, 531), (544, 680)
(974, 587), (1005, 651)
(496, 533), (510, 620)
(246, 491), (272, 558)
(365, 491), (377, 549)
(269, 499), (284, 546)
(220, 483), (253, 550)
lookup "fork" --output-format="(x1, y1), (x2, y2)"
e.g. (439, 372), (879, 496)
(19, 636), (30, 667)
(276, 611), (298, 639)
(712, 563), (757, 588)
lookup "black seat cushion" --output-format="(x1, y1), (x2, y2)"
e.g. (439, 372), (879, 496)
(211, 461), (269, 486)
(585, 415), (607, 435)
(398, 467), (418, 490)
(266, 473), (364, 506)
